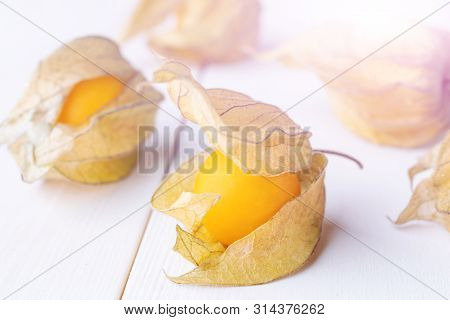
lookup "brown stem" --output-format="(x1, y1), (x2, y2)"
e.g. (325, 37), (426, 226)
(313, 149), (363, 169)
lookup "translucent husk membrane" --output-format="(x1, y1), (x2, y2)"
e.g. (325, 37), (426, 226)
(0, 36), (163, 183)
(150, 61), (327, 285)
(265, 21), (450, 147)
(152, 152), (327, 285)
(122, 0), (260, 64)
(395, 131), (450, 231)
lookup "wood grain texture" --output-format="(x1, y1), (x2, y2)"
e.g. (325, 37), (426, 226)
(0, 0), (179, 298)
(0, 106), (180, 298)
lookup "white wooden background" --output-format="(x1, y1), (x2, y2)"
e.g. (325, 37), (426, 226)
(0, 0), (449, 300)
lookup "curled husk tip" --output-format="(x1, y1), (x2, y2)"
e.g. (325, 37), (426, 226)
(153, 61), (313, 176)
(0, 36), (163, 184)
(152, 152), (327, 285)
(395, 132), (450, 231)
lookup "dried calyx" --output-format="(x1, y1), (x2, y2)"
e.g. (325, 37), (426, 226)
(0, 36), (162, 184)
(151, 61), (327, 285)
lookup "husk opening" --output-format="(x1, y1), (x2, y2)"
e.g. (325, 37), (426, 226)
(152, 151), (327, 285)
(0, 36), (163, 184)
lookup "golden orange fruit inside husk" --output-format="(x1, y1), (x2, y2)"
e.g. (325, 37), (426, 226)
(58, 75), (124, 126)
(193, 150), (301, 245)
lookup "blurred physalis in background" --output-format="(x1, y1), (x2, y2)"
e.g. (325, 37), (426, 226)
(122, 0), (260, 65)
(267, 21), (450, 147)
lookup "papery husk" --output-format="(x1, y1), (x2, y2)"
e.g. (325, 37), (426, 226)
(267, 22), (450, 147)
(0, 36), (163, 184)
(121, 0), (180, 41)
(153, 61), (312, 175)
(173, 225), (225, 266)
(122, 0), (260, 64)
(152, 152), (327, 285)
(396, 132), (450, 231)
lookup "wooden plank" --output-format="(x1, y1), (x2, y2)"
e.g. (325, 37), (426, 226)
(0, 0), (182, 299)
(0, 105), (179, 299)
